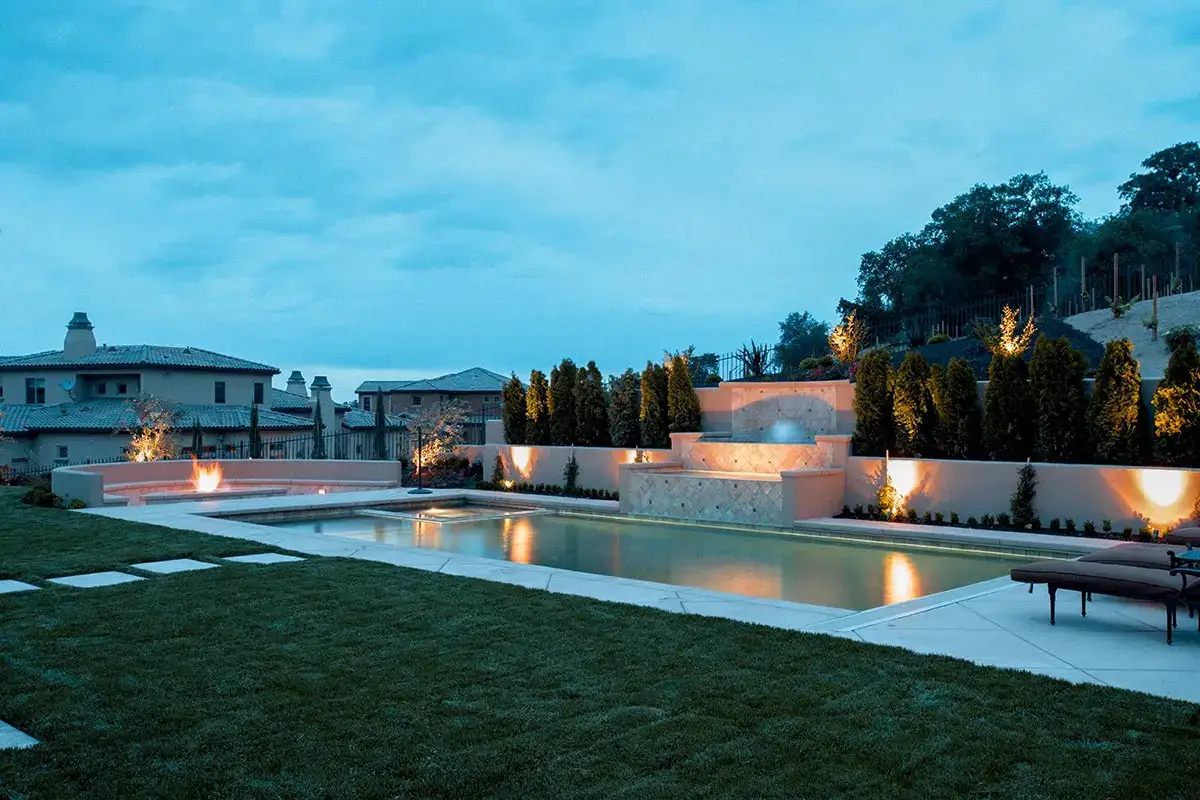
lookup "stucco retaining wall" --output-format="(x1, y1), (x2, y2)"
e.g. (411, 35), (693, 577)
(459, 444), (673, 494)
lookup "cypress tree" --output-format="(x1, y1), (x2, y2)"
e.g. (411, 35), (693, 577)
(373, 389), (387, 459)
(574, 361), (611, 447)
(893, 352), (937, 457)
(851, 349), (893, 457)
(1010, 462), (1038, 528)
(1152, 330), (1200, 466)
(1030, 336), (1088, 463)
(639, 361), (670, 448)
(667, 354), (702, 433)
(249, 403), (263, 459)
(938, 358), (983, 459)
(191, 417), (203, 456)
(525, 370), (551, 445)
(549, 359), (578, 445)
(501, 374), (528, 445)
(311, 396), (327, 459)
(1088, 339), (1144, 465)
(983, 354), (1033, 461)
(609, 369), (641, 448)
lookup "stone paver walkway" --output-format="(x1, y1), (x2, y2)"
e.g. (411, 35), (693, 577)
(130, 558), (221, 574)
(47, 571), (145, 589)
(0, 720), (38, 750)
(0, 580), (38, 595)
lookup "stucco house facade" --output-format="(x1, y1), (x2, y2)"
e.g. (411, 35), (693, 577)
(356, 367), (506, 415)
(0, 313), (406, 472)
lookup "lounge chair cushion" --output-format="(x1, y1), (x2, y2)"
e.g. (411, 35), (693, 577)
(1078, 543), (1177, 570)
(1164, 527), (1200, 547)
(1010, 560), (1182, 602)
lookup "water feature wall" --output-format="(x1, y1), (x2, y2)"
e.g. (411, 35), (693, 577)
(624, 466), (783, 526)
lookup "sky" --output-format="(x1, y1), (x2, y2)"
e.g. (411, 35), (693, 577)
(2, 1), (1199, 402)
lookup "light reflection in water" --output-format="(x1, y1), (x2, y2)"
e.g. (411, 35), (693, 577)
(883, 552), (920, 605)
(506, 516), (534, 564)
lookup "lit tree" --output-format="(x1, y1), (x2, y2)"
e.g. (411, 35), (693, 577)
(549, 359), (579, 446)
(666, 354), (702, 433)
(985, 305), (1037, 357)
(410, 400), (469, 468)
(639, 361), (670, 448)
(608, 369), (641, 448)
(828, 310), (868, 363)
(502, 374), (528, 445)
(526, 369), (552, 446)
(574, 361), (611, 446)
(121, 395), (180, 462)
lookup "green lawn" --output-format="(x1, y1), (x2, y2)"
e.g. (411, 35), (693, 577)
(1, 492), (1198, 799)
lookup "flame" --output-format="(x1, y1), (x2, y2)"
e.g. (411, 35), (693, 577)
(190, 457), (223, 493)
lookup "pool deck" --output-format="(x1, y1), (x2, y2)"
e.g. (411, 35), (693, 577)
(84, 487), (1200, 704)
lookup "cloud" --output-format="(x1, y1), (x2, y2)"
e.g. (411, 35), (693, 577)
(1, 0), (1199, 402)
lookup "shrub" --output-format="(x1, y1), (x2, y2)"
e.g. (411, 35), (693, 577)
(981, 514), (996, 528)
(840, 504), (852, 517)
(906, 508), (919, 524)
(798, 357), (819, 370)
(526, 370), (551, 445)
(937, 358), (983, 459)
(1010, 463), (1037, 528)
(893, 352), (938, 457)
(491, 453), (505, 486)
(1102, 519), (1113, 534)
(501, 375), (528, 445)
(1152, 330), (1200, 466)
(1030, 517), (1042, 530)
(1122, 527), (1134, 539)
(966, 516), (978, 528)
(575, 361), (611, 447)
(608, 369), (641, 448)
(549, 359), (579, 445)
(1065, 518), (1076, 533)
(639, 362), (670, 448)
(667, 354), (702, 433)
(1083, 521), (1096, 535)
(983, 353), (1033, 461)
(949, 511), (959, 525)
(737, 340), (772, 380)
(21, 486), (62, 508)
(1088, 339), (1145, 465)
(1030, 336), (1088, 462)
(1049, 518), (1061, 532)
(853, 504), (864, 517)
(1163, 324), (1200, 353)
(927, 333), (951, 345)
(852, 349), (894, 456)
(934, 511), (944, 524)
(68, 498), (87, 510)
(997, 512), (1011, 528)
(563, 454), (579, 493)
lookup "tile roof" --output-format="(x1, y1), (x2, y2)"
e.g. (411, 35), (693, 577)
(0, 399), (310, 433)
(0, 345), (278, 374)
(356, 367), (507, 395)
(340, 408), (410, 430)
(270, 387), (353, 411)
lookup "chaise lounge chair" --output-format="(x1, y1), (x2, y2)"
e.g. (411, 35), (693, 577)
(1072, 526), (1200, 570)
(1009, 560), (1196, 643)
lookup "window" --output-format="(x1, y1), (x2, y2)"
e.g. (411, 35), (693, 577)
(412, 395), (422, 406)
(117, 383), (128, 395)
(363, 395), (371, 412)
(25, 378), (45, 404)
(214, 381), (226, 404)
(96, 382), (107, 395)
(58, 446), (69, 459)
(0, 384), (4, 400)
(254, 382), (264, 405)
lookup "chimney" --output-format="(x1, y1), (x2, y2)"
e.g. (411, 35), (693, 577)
(286, 370), (307, 397)
(64, 312), (98, 359)
(309, 375), (337, 435)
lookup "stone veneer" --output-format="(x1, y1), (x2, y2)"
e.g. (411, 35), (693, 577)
(730, 383), (840, 439)
(678, 439), (831, 474)
(625, 469), (782, 526)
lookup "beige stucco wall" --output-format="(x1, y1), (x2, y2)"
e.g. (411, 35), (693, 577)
(672, 432), (832, 474)
(695, 381), (855, 438)
(695, 387), (731, 433)
(141, 370), (273, 406)
(845, 456), (1200, 531)
(781, 469), (846, 521)
(460, 444), (673, 493)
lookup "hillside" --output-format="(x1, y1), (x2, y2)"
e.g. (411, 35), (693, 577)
(1064, 291), (1200, 378)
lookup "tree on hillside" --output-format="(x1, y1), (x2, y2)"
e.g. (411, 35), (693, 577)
(893, 352), (937, 457)
(1088, 339), (1145, 465)
(1119, 142), (1200, 214)
(501, 374), (527, 445)
(774, 311), (830, 373)
(1030, 336), (1087, 463)
(574, 361), (611, 447)
(688, 350), (721, 386)
(667, 354), (702, 433)
(609, 369), (641, 448)
(639, 361), (670, 448)
(525, 370), (551, 445)
(549, 359), (579, 446)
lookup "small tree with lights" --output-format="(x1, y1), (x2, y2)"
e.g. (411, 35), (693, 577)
(983, 306), (1036, 461)
(828, 310), (868, 363)
(121, 395), (180, 462)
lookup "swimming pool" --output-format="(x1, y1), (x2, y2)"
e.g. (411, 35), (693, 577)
(262, 508), (1023, 611)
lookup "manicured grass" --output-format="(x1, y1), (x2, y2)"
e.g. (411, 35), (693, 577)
(0, 488), (264, 579)
(1, 499), (1198, 798)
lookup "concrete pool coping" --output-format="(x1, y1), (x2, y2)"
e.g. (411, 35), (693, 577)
(80, 487), (1200, 703)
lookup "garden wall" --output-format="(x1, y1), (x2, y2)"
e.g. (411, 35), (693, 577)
(459, 444), (673, 494)
(844, 456), (1200, 531)
(695, 381), (855, 439)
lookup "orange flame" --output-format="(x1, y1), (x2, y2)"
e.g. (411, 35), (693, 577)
(190, 457), (223, 493)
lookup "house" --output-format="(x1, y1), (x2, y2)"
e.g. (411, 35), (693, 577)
(0, 313), (407, 471)
(355, 367), (507, 415)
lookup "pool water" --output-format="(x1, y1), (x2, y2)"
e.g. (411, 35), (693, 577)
(267, 511), (1022, 611)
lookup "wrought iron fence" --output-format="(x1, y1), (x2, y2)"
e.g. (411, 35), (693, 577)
(462, 403), (502, 446)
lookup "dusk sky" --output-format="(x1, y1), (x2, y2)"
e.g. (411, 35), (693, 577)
(2, 1), (1199, 401)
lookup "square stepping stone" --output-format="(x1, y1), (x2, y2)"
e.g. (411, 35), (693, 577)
(48, 571), (144, 589)
(223, 553), (306, 565)
(0, 720), (38, 750)
(129, 559), (220, 575)
(0, 580), (39, 595)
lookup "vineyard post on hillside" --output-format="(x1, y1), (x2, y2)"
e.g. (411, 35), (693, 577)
(1153, 276), (1159, 342)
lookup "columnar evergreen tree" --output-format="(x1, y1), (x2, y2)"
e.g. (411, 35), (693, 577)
(851, 349), (894, 456)
(501, 374), (528, 445)
(609, 369), (641, 448)
(191, 417), (203, 456)
(1029, 336), (1088, 463)
(1010, 462), (1038, 528)
(937, 358), (983, 459)
(1152, 329), (1200, 466)
(929, 363), (947, 421)
(983, 354), (1033, 461)
(249, 403), (263, 459)
(574, 361), (611, 446)
(373, 390), (387, 459)
(549, 359), (579, 445)
(893, 352), (937, 457)
(311, 396), (327, 459)
(1088, 339), (1144, 465)
(639, 361), (670, 448)
(525, 370), (551, 445)
(666, 354), (702, 433)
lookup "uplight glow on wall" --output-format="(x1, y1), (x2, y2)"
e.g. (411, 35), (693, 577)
(887, 459), (919, 503)
(1139, 468), (1187, 509)
(509, 446), (534, 479)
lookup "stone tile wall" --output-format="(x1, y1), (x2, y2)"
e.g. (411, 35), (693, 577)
(678, 439), (832, 474)
(730, 383), (842, 440)
(626, 470), (783, 526)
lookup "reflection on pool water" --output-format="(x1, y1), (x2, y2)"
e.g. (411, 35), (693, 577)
(266, 512), (1023, 611)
